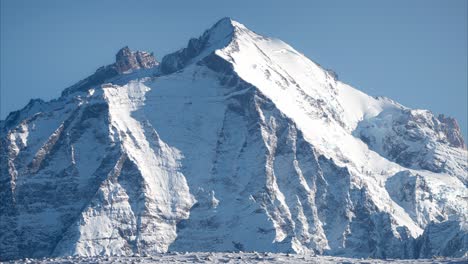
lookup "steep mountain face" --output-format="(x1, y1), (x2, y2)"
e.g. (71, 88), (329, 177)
(355, 109), (467, 184)
(1, 18), (467, 261)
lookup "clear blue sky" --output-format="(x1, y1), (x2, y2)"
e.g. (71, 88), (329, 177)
(1, 0), (467, 139)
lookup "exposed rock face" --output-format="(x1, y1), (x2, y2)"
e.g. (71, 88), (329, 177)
(61, 47), (158, 96)
(414, 221), (468, 258)
(160, 17), (234, 74)
(385, 171), (445, 228)
(437, 114), (466, 149)
(1, 18), (467, 261)
(115, 47), (158, 74)
(355, 109), (468, 184)
(115, 46), (139, 73)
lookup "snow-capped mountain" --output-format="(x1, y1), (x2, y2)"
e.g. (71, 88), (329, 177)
(1, 18), (466, 261)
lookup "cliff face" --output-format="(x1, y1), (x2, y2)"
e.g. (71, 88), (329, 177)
(115, 47), (158, 74)
(437, 114), (466, 149)
(1, 18), (466, 261)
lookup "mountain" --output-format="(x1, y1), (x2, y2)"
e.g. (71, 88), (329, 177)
(1, 18), (467, 261)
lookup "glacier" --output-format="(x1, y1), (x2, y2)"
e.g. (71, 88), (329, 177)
(0, 17), (467, 261)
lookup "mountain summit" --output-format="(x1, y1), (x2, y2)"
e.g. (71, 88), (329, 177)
(1, 18), (466, 261)
(160, 17), (239, 74)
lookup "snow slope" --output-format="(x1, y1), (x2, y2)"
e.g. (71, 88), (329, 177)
(1, 18), (466, 261)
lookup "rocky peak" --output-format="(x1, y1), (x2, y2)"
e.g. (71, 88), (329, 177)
(206, 17), (237, 39)
(437, 114), (466, 149)
(115, 46), (158, 74)
(61, 47), (158, 96)
(160, 17), (240, 74)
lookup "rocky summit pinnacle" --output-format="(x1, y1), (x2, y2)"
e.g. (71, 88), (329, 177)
(115, 46), (158, 74)
(61, 46), (158, 96)
(437, 114), (466, 149)
(1, 18), (467, 261)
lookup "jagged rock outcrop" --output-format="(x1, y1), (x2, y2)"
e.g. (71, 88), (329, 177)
(355, 109), (468, 183)
(1, 18), (466, 261)
(414, 221), (468, 258)
(437, 114), (466, 149)
(61, 47), (158, 96)
(385, 171), (445, 228)
(115, 46), (158, 74)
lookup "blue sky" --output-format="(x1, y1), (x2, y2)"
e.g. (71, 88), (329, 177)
(1, 0), (467, 139)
